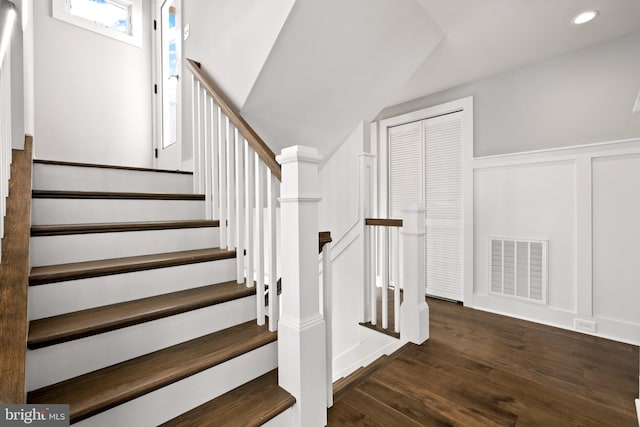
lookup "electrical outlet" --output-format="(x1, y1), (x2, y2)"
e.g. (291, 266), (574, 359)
(633, 89), (640, 113)
(574, 318), (597, 333)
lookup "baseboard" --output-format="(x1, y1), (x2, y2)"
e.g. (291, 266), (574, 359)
(471, 294), (640, 346)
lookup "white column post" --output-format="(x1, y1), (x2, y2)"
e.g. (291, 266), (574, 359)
(276, 145), (327, 427)
(358, 153), (375, 323)
(400, 203), (429, 344)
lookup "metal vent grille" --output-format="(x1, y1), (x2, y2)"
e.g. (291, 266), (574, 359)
(489, 237), (547, 304)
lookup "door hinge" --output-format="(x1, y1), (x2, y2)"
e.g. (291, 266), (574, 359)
(154, 148), (158, 158)
(153, 20), (157, 30)
(154, 84), (158, 94)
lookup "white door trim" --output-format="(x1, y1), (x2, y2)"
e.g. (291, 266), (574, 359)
(151, 0), (183, 170)
(374, 96), (474, 305)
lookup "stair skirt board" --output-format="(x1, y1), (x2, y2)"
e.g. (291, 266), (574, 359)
(73, 342), (277, 427)
(33, 162), (193, 194)
(31, 198), (206, 225)
(30, 227), (220, 267)
(29, 259), (236, 319)
(27, 295), (257, 391)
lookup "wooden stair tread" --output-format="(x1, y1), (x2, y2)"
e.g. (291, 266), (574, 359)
(161, 370), (294, 427)
(32, 190), (204, 200)
(33, 159), (193, 175)
(359, 321), (401, 339)
(29, 248), (236, 286)
(31, 220), (219, 236)
(27, 320), (277, 423)
(28, 281), (255, 349)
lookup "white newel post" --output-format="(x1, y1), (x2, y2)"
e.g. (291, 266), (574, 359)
(400, 203), (429, 344)
(276, 146), (327, 427)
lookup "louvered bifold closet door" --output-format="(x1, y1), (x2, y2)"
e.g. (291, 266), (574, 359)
(388, 121), (423, 290)
(389, 121), (423, 218)
(423, 112), (463, 301)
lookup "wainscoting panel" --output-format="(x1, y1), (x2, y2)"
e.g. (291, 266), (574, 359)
(592, 154), (640, 326)
(471, 138), (640, 345)
(474, 161), (576, 313)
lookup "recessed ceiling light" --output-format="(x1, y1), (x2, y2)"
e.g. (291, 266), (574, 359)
(572, 10), (599, 25)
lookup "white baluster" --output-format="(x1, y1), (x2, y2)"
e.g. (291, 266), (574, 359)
(226, 118), (235, 249)
(190, 75), (197, 192)
(218, 111), (227, 249)
(235, 131), (245, 284)
(209, 101), (219, 219)
(322, 240), (333, 408)
(267, 173), (278, 331)
(195, 83), (203, 193)
(393, 227), (401, 333)
(381, 226), (388, 329)
(255, 156), (265, 325)
(400, 204), (429, 344)
(203, 93), (212, 219)
(245, 144), (255, 287)
(370, 227), (377, 326)
(276, 145), (326, 427)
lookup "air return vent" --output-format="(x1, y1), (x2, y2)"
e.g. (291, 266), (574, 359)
(489, 237), (548, 304)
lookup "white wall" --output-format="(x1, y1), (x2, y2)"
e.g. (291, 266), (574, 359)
(379, 31), (640, 157)
(318, 122), (369, 361)
(473, 140), (640, 345)
(180, 0), (295, 163)
(33, 0), (153, 167)
(374, 32), (640, 345)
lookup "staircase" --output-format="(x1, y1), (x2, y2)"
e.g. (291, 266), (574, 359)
(25, 160), (295, 426)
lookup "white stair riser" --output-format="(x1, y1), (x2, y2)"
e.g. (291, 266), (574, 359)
(33, 163), (193, 194)
(29, 258), (237, 319)
(30, 227), (220, 267)
(73, 342), (277, 427)
(263, 408), (294, 427)
(31, 198), (206, 225)
(26, 296), (257, 391)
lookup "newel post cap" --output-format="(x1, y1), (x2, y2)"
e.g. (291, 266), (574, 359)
(276, 145), (323, 165)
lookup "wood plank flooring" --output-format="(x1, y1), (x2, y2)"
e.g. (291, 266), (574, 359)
(329, 298), (639, 426)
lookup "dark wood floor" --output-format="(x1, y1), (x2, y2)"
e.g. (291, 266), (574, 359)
(329, 298), (639, 426)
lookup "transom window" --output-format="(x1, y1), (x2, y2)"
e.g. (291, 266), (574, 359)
(52, 0), (142, 47)
(69, 0), (131, 36)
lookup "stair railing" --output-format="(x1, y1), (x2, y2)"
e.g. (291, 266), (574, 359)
(186, 59), (281, 331)
(0, 0), (18, 262)
(187, 60), (331, 424)
(365, 218), (402, 333)
(364, 205), (429, 344)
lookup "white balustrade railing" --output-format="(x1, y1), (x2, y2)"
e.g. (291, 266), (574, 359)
(364, 205), (429, 345)
(187, 59), (282, 331)
(186, 61), (334, 422)
(365, 218), (403, 333)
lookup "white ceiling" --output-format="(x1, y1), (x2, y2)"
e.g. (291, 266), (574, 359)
(388, 0), (640, 106)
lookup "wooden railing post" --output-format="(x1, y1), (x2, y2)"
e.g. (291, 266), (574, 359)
(400, 203), (429, 344)
(276, 145), (327, 426)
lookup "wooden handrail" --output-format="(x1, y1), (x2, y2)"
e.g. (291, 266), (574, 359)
(365, 218), (403, 228)
(186, 58), (282, 181)
(319, 231), (332, 253)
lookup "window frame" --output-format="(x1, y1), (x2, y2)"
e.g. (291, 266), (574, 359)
(52, 0), (143, 47)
